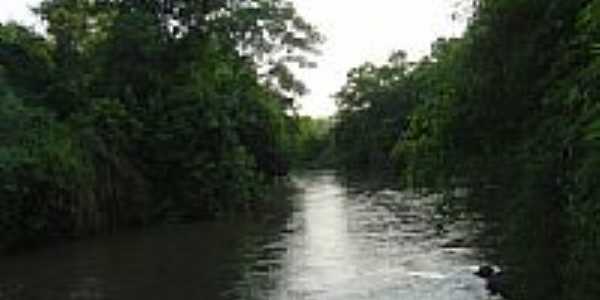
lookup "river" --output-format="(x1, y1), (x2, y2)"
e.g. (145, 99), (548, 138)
(0, 171), (490, 300)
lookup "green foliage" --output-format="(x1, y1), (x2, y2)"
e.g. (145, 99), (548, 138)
(0, 0), (321, 250)
(333, 51), (417, 170)
(0, 80), (92, 248)
(0, 23), (54, 105)
(333, 1), (600, 299)
(289, 116), (332, 168)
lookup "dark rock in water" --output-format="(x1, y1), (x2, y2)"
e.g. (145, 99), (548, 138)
(474, 265), (495, 278)
(475, 265), (510, 299)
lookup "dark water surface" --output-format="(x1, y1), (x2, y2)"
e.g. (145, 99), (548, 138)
(0, 171), (490, 300)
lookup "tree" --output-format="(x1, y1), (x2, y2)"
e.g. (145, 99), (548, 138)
(0, 0), (323, 250)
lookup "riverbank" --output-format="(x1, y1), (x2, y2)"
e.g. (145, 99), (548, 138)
(0, 171), (491, 300)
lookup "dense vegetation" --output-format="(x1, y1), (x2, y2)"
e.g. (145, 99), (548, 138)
(289, 116), (332, 168)
(333, 50), (419, 171)
(0, 0), (323, 251)
(332, 1), (600, 299)
(3, 0), (600, 298)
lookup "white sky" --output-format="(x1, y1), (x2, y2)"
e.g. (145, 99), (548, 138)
(291, 0), (467, 117)
(0, 1), (41, 29)
(0, 0), (467, 117)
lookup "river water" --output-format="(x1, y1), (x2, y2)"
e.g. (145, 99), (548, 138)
(0, 171), (490, 300)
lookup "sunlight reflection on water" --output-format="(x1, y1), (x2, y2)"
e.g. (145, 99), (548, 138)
(232, 171), (489, 300)
(0, 171), (489, 300)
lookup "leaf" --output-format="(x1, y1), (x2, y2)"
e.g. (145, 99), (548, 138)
(585, 119), (600, 141)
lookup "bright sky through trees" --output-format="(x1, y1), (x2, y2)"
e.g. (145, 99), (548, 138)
(0, 0), (467, 117)
(290, 0), (467, 117)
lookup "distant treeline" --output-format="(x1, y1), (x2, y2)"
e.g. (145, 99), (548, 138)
(0, 0), (323, 251)
(290, 116), (334, 169)
(331, 1), (600, 299)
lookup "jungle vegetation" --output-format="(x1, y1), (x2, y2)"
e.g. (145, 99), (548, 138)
(332, 0), (600, 299)
(3, 0), (600, 299)
(289, 116), (332, 168)
(0, 0), (323, 251)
